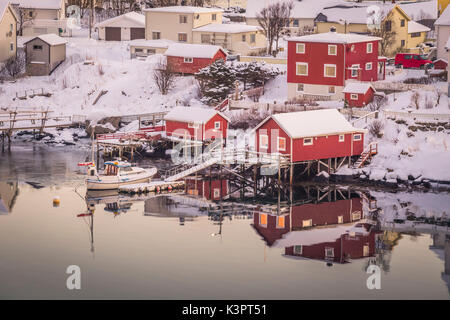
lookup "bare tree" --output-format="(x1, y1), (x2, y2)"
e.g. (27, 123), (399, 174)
(67, 0), (91, 18)
(15, 8), (33, 36)
(257, 1), (293, 56)
(410, 91), (420, 109)
(153, 59), (176, 95)
(2, 51), (26, 78)
(370, 17), (396, 56)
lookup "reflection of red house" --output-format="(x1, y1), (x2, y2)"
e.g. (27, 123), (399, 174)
(164, 106), (230, 141)
(186, 178), (228, 200)
(165, 43), (227, 74)
(252, 197), (380, 263)
(254, 109), (366, 163)
(342, 82), (376, 108)
(433, 58), (448, 70)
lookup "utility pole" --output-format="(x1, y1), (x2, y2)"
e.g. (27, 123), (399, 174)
(89, 0), (93, 38)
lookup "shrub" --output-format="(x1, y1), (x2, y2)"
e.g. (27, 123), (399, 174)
(369, 119), (384, 137)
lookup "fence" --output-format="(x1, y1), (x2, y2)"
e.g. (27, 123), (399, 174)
(228, 100), (323, 113)
(372, 82), (435, 92)
(384, 109), (450, 122)
(238, 56), (287, 65)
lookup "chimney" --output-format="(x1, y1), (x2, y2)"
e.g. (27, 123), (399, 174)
(330, 26), (337, 33)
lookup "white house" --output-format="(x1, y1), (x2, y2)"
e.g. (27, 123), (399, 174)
(435, 5), (450, 60)
(95, 12), (146, 41)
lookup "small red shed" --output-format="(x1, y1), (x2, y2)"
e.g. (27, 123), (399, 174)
(433, 58), (448, 70)
(343, 82), (376, 108)
(165, 43), (227, 74)
(164, 106), (230, 141)
(185, 178), (228, 200)
(254, 109), (366, 163)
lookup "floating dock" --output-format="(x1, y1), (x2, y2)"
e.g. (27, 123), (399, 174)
(119, 180), (185, 194)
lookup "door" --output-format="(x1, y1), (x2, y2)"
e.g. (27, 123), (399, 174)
(105, 27), (121, 41)
(130, 27), (145, 40)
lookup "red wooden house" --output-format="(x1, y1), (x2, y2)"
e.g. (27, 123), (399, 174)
(165, 43), (227, 74)
(287, 30), (382, 101)
(185, 178), (228, 201)
(342, 82), (376, 108)
(164, 106), (230, 142)
(254, 109), (366, 163)
(433, 58), (448, 70)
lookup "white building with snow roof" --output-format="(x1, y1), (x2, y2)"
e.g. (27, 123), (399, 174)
(435, 5), (450, 60)
(95, 12), (146, 41)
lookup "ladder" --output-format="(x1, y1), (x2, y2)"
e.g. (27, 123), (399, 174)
(165, 158), (219, 182)
(353, 142), (378, 169)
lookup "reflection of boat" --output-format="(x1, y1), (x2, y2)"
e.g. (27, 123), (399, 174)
(84, 161), (157, 190)
(85, 190), (134, 215)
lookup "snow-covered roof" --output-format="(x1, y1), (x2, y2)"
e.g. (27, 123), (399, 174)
(408, 20), (431, 33)
(435, 5), (450, 25)
(164, 106), (229, 124)
(399, 0), (437, 20)
(11, 0), (63, 10)
(95, 12), (145, 28)
(164, 43), (226, 59)
(129, 39), (173, 48)
(342, 82), (375, 94)
(288, 31), (381, 44)
(256, 109), (364, 139)
(0, 0), (10, 21)
(246, 0), (342, 19)
(317, 4), (395, 25)
(24, 33), (67, 46)
(144, 6), (223, 14)
(193, 23), (262, 34)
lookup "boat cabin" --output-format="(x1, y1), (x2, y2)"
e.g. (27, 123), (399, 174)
(104, 161), (131, 176)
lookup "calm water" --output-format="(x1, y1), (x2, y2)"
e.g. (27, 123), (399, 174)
(0, 144), (449, 299)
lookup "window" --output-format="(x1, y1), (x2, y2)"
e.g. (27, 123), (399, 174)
(188, 122), (199, 128)
(401, 39), (405, 47)
(325, 247), (334, 258)
(179, 15), (188, 23)
(293, 19), (299, 27)
(339, 134), (345, 142)
(33, 45), (43, 51)
(296, 62), (308, 76)
(178, 33), (187, 42)
(351, 64), (359, 77)
(277, 137), (286, 151)
(201, 34), (211, 43)
(28, 11), (33, 18)
(214, 121), (220, 129)
(259, 213), (267, 227)
(296, 43), (305, 54)
(294, 245), (302, 255)
(353, 134), (362, 141)
(303, 137), (313, 146)
(352, 212), (361, 220)
(404, 54), (412, 59)
(324, 64), (336, 77)
(328, 44), (337, 55)
(213, 188), (220, 198)
(350, 94), (358, 100)
(366, 42), (373, 53)
(297, 83), (304, 92)
(338, 215), (344, 224)
(152, 31), (161, 40)
(10, 23), (13, 32)
(250, 34), (256, 43)
(328, 86), (335, 94)
(184, 57), (193, 63)
(259, 134), (268, 149)
(401, 19), (405, 27)
(242, 34), (246, 42)
(10, 43), (13, 51)
(411, 32), (421, 38)
(302, 219), (312, 227)
(276, 216), (285, 229)
(366, 62), (372, 70)
(212, 13), (217, 21)
(135, 48), (143, 53)
(385, 20), (392, 32)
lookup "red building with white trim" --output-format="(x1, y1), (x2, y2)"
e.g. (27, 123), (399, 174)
(164, 106), (230, 141)
(185, 178), (228, 201)
(254, 109), (366, 163)
(287, 31), (383, 100)
(342, 82), (376, 108)
(165, 43), (227, 74)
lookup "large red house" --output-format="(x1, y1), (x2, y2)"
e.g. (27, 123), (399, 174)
(165, 43), (227, 74)
(287, 30), (383, 100)
(342, 82), (376, 108)
(254, 109), (366, 163)
(164, 106), (229, 141)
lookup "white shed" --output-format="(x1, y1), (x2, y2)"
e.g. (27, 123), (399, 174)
(95, 12), (145, 41)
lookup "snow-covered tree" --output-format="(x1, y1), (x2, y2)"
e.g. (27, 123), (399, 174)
(195, 60), (236, 105)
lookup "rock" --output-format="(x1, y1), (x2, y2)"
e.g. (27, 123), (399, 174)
(85, 116), (121, 136)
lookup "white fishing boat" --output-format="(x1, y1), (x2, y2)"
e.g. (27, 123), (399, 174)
(83, 161), (157, 190)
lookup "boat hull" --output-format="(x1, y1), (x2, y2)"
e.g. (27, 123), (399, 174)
(86, 168), (157, 190)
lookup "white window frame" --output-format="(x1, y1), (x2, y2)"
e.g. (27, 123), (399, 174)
(303, 137), (313, 146)
(352, 212), (362, 221)
(178, 32), (188, 42)
(338, 215), (344, 224)
(250, 34), (256, 43)
(212, 13), (217, 21)
(242, 34), (246, 42)
(152, 31), (161, 40)
(302, 219), (312, 227)
(328, 86), (335, 94)
(366, 62), (372, 70)
(277, 137), (286, 151)
(276, 216), (285, 229)
(351, 64), (359, 77)
(350, 94), (358, 100)
(294, 245), (303, 255)
(213, 188), (220, 198)
(367, 42), (373, 53)
(324, 64), (336, 78)
(184, 57), (193, 63)
(297, 83), (304, 92)
(179, 15), (188, 23)
(296, 43), (305, 54)
(214, 121), (221, 129)
(339, 134), (345, 142)
(325, 247), (335, 258)
(353, 133), (362, 141)
(259, 134), (268, 149)
(296, 62), (308, 76)
(10, 43), (14, 51)
(328, 44), (337, 55)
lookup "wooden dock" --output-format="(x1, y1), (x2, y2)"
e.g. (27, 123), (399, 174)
(119, 180), (185, 194)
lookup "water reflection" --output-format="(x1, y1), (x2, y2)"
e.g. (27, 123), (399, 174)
(0, 181), (19, 214)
